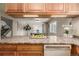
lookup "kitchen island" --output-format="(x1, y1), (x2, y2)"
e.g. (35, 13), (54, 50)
(0, 36), (79, 56)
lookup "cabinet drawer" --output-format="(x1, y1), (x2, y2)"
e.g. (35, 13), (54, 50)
(16, 51), (43, 56)
(0, 45), (16, 51)
(76, 46), (79, 54)
(17, 44), (43, 51)
(0, 51), (16, 56)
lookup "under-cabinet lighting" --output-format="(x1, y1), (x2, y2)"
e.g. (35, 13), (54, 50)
(23, 15), (39, 17)
(51, 15), (67, 17)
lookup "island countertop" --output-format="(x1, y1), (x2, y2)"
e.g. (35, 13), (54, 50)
(0, 36), (79, 45)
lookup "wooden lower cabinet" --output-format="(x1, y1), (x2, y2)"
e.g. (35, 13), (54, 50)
(76, 46), (79, 55)
(16, 44), (44, 56)
(17, 44), (43, 51)
(71, 45), (79, 56)
(0, 44), (44, 56)
(16, 51), (43, 56)
(0, 51), (16, 56)
(0, 45), (16, 51)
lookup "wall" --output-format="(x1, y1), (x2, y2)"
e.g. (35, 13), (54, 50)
(0, 16), (1, 40)
(1, 16), (13, 28)
(72, 17), (79, 36)
(0, 4), (14, 38)
(0, 3), (5, 39)
(12, 18), (47, 36)
(1, 16), (13, 37)
(49, 17), (72, 37)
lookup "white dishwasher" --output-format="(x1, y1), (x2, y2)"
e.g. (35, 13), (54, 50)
(44, 45), (71, 56)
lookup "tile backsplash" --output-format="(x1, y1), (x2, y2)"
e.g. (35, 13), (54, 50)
(12, 17), (73, 37)
(12, 18), (48, 36)
(1, 16), (79, 37)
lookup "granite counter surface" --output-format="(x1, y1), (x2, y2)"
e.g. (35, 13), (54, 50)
(0, 36), (79, 45)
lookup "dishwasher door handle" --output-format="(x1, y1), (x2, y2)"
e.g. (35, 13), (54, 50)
(45, 46), (70, 48)
(44, 45), (71, 50)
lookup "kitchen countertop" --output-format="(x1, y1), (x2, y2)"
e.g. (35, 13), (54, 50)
(0, 36), (79, 45)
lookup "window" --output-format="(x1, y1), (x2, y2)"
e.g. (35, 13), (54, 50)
(50, 21), (57, 33)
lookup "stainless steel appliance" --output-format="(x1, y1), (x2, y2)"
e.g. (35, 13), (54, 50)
(44, 44), (71, 56)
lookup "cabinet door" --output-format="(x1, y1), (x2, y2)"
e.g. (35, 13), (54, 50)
(45, 3), (65, 13)
(67, 4), (79, 15)
(0, 51), (16, 56)
(0, 44), (16, 51)
(28, 3), (45, 12)
(17, 3), (24, 12)
(17, 44), (43, 51)
(76, 46), (79, 55)
(71, 45), (78, 56)
(23, 3), (29, 12)
(5, 3), (18, 12)
(16, 51), (43, 56)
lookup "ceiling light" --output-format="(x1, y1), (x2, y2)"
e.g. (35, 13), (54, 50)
(23, 15), (38, 17)
(51, 15), (67, 17)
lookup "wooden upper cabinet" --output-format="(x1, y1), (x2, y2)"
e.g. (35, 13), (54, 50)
(5, 3), (65, 15)
(45, 3), (65, 13)
(5, 3), (65, 12)
(23, 3), (29, 12)
(28, 3), (45, 12)
(5, 3), (18, 12)
(17, 4), (24, 12)
(28, 3), (65, 13)
(5, 3), (24, 12)
(66, 4), (79, 15)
